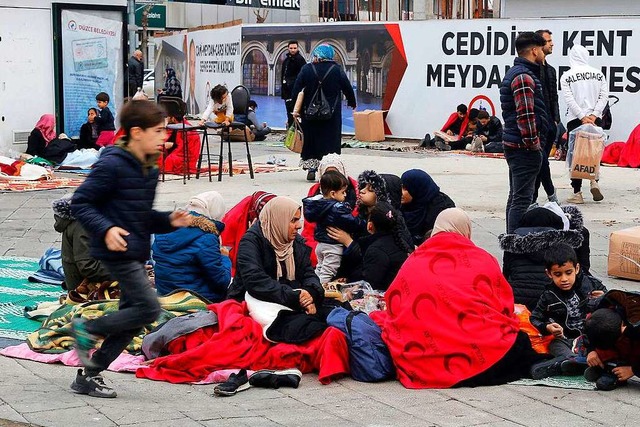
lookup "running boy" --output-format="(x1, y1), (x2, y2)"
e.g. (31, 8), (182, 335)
(70, 100), (191, 398)
(302, 171), (366, 283)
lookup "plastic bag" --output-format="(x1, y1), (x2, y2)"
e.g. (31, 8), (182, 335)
(566, 124), (606, 180)
(338, 281), (386, 314)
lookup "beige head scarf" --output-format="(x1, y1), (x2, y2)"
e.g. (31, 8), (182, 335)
(186, 191), (225, 221)
(259, 196), (301, 280)
(318, 153), (347, 178)
(431, 208), (472, 239)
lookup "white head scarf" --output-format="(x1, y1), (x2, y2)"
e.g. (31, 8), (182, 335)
(319, 153), (347, 178)
(186, 191), (225, 221)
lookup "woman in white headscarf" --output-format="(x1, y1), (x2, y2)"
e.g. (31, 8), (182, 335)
(152, 191), (231, 302)
(227, 196), (326, 343)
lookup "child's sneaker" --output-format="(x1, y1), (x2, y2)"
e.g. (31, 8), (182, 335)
(530, 356), (565, 379)
(72, 318), (99, 369)
(584, 366), (603, 382)
(70, 369), (117, 398)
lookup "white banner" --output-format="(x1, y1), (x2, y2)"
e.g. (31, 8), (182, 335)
(389, 18), (640, 142)
(61, 10), (123, 137)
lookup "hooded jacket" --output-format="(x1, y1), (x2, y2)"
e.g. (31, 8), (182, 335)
(302, 195), (366, 244)
(152, 214), (231, 302)
(560, 45), (609, 122)
(500, 205), (588, 310)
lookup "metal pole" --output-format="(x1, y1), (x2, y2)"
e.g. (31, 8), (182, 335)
(128, 0), (137, 55)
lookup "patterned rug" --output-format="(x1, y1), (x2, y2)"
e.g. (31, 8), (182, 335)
(451, 150), (506, 159)
(197, 162), (300, 175)
(0, 177), (85, 192)
(0, 257), (63, 340)
(509, 375), (595, 390)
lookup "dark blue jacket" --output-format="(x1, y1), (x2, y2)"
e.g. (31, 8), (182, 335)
(71, 145), (174, 262)
(96, 106), (115, 132)
(500, 57), (549, 149)
(302, 195), (366, 244)
(152, 216), (231, 302)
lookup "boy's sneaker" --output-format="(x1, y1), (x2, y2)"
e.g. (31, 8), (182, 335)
(596, 372), (621, 391)
(249, 369), (302, 389)
(214, 369), (250, 396)
(70, 369), (117, 398)
(590, 180), (604, 201)
(471, 135), (484, 152)
(72, 318), (99, 369)
(434, 140), (451, 151)
(530, 356), (565, 380)
(584, 366), (603, 382)
(560, 358), (587, 376)
(566, 192), (584, 204)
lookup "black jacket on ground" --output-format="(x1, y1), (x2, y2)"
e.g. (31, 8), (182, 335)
(41, 138), (76, 164)
(128, 56), (144, 89)
(475, 116), (504, 143)
(280, 52), (307, 100)
(530, 276), (606, 339)
(302, 195), (366, 244)
(71, 145), (174, 262)
(539, 61), (561, 124)
(27, 129), (47, 157)
(78, 123), (98, 150)
(227, 222), (323, 309)
(362, 233), (408, 291)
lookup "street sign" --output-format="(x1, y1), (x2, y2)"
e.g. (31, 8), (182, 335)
(135, 3), (166, 30)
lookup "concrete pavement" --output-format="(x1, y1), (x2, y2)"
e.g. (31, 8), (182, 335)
(1, 143), (640, 426)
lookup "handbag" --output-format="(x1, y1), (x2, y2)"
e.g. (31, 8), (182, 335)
(284, 120), (304, 153)
(305, 64), (338, 121)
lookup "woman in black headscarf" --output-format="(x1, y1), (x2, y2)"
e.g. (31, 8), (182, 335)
(400, 169), (456, 246)
(158, 67), (182, 98)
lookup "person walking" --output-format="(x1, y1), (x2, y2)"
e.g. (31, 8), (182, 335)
(127, 50), (144, 97)
(533, 29), (560, 206)
(280, 41), (307, 128)
(291, 44), (356, 181)
(500, 32), (549, 234)
(561, 44), (609, 204)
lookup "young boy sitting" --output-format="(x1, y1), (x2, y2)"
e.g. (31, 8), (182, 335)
(302, 170), (366, 283)
(583, 290), (640, 390)
(530, 243), (607, 361)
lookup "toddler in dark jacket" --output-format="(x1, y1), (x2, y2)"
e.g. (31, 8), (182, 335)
(70, 101), (192, 398)
(302, 170), (366, 283)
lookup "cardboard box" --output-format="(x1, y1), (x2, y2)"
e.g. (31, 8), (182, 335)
(353, 110), (385, 142)
(608, 226), (640, 281)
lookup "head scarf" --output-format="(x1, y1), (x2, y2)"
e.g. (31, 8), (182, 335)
(358, 170), (390, 203)
(401, 169), (442, 238)
(164, 67), (182, 97)
(259, 197), (300, 280)
(186, 191), (225, 221)
(318, 153), (347, 178)
(312, 44), (335, 61)
(380, 174), (403, 210)
(431, 208), (472, 239)
(52, 194), (74, 220)
(248, 191), (277, 224)
(35, 114), (56, 144)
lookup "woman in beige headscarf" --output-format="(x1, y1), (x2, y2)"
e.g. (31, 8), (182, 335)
(431, 207), (472, 239)
(227, 197), (326, 343)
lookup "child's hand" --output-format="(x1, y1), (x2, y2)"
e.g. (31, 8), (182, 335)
(590, 290), (605, 298)
(587, 350), (604, 368)
(170, 210), (192, 227)
(546, 323), (564, 337)
(305, 303), (317, 315)
(612, 365), (635, 381)
(299, 289), (313, 308)
(105, 227), (130, 252)
(220, 246), (230, 257)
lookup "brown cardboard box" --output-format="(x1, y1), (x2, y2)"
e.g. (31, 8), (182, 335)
(608, 226), (640, 281)
(353, 110), (385, 142)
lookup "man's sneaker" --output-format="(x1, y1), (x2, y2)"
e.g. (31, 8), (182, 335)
(70, 369), (117, 398)
(72, 318), (99, 369)
(530, 356), (565, 380)
(590, 180), (604, 201)
(214, 369), (250, 396)
(560, 358), (587, 376)
(471, 135), (484, 152)
(434, 140), (451, 151)
(584, 366), (603, 382)
(566, 192), (584, 204)
(249, 369), (302, 389)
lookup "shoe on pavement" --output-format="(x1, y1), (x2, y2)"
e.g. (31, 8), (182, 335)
(434, 140), (451, 151)
(71, 369), (117, 398)
(590, 180), (604, 201)
(72, 318), (99, 370)
(530, 356), (566, 380)
(584, 366), (603, 382)
(214, 369), (250, 396)
(560, 358), (587, 376)
(306, 170), (316, 181)
(266, 155), (276, 165)
(465, 143), (473, 151)
(275, 157), (287, 166)
(249, 369), (302, 389)
(596, 372), (621, 391)
(471, 135), (484, 152)
(566, 192), (584, 204)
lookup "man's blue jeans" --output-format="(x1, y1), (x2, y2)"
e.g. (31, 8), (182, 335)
(505, 147), (543, 233)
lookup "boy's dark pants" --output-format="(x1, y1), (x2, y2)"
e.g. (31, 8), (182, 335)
(548, 337), (575, 358)
(84, 260), (161, 376)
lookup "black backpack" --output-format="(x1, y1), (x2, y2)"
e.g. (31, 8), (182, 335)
(305, 64), (338, 121)
(601, 102), (612, 130)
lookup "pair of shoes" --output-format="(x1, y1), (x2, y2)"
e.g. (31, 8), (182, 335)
(71, 318), (99, 369)
(566, 192), (584, 204)
(275, 158), (287, 166)
(214, 369), (250, 396)
(471, 135), (484, 152)
(70, 369), (117, 398)
(266, 155), (277, 165)
(306, 170), (316, 181)
(434, 140), (451, 151)
(590, 180), (604, 201)
(548, 191), (559, 205)
(530, 356), (566, 380)
(249, 369), (302, 389)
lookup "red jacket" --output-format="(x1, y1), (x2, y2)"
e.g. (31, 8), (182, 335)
(161, 120), (202, 174)
(440, 112), (469, 140)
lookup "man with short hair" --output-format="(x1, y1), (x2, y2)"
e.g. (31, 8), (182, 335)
(500, 32), (549, 233)
(128, 50), (144, 97)
(533, 30), (560, 205)
(280, 41), (307, 127)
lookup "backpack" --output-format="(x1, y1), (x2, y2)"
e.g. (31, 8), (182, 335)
(304, 64), (338, 121)
(326, 307), (395, 382)
(601, 102), (612, 130)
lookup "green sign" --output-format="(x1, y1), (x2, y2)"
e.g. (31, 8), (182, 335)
(135, 4), (166, 30)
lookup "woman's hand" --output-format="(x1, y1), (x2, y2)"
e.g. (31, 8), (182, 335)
(305, 303), (317, 315)
(299, 289), (313, 308)
(327, 226), (353, 246)
(220, 246), (230, 257)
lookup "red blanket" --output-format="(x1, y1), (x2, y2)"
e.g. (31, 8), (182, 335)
(602, 124), (640, 168)
(161, 120), (202, 174)
(379, 232), (519, 388)
(440, 112), (469, 140)
(136, 300), (349, 384)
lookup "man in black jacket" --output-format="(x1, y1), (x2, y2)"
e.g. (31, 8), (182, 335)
(128, 50), (144, 97)
(533, 30), (560, 205)
(280, 41), (307, 127)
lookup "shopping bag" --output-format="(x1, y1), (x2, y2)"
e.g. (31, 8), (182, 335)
(285, 120), (303, 153)
(569, 127), (605, 180)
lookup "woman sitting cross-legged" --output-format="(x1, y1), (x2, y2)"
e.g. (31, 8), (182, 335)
(227, 197), (327, 343)
(152, 191), (231, 302)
